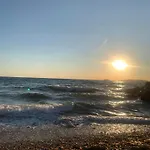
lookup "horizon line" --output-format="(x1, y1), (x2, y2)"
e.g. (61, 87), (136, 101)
(0, 75), (148, 82)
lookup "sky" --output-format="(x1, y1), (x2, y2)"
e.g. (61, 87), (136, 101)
(0, 0), (150, 80)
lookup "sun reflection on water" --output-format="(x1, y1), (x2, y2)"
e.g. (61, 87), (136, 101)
(109, 100), (126, 107)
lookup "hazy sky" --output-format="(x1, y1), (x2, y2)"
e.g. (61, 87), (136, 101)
(0, 0), (150, 80)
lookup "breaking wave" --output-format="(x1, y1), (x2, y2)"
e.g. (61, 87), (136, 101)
(0, 104), (72, 126)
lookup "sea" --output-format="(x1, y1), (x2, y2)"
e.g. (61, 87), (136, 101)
(0, 76), (150, 128)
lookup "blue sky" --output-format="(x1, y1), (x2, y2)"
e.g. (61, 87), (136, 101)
(0, 0), (150, 80)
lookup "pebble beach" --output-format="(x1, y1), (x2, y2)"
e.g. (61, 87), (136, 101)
(0, 124), (150, 150)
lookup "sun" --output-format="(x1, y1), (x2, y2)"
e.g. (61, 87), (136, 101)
(112, 60), (128, 71)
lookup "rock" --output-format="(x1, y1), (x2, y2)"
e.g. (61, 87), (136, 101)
(126, 87), (142, 98)
(140, 82), (150, 101)
(126, 82), (150, 101)
(140, 91), (150, 101)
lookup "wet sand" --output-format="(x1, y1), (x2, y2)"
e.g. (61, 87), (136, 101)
(0, 124), (150, 149)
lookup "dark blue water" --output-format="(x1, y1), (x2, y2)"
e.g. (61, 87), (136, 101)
(0, 77), (149, 127)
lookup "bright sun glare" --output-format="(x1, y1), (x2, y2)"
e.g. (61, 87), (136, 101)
(112, 60), (128, 71)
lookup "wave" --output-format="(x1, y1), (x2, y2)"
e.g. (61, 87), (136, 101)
(73, 94), (121, 101)
(62, 102), (113, 115)
(10, 84), (99, 93)
(56, 115), (150, 127)
(36, 85), (99, 93)
(87, 116), (150, 125)
(19, 92), (50, 103)
(0, 104), (72, 126)
(61, 101), (148, 117)
(0, 102), (149, 127)
(70, 102), (99, 115)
